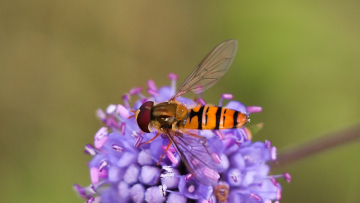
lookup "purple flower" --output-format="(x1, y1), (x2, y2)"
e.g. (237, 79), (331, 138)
(74, 73), (290, 203)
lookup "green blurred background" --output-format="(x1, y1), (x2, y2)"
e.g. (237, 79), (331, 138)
(1, 1), (360, 202)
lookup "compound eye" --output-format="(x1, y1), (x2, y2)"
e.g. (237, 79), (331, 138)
(140, 101), (154, 110)
(136, 101), (154, 133)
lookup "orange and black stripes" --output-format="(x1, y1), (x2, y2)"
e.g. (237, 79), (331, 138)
(233, 111), (238, 128)
(182, 105), (247, 130)
(215, 107), (222, 129)
(188, 106), (205, 130)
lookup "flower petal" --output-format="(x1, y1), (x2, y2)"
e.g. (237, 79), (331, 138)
(167, 193), (187, 203)
(145, 186), (166, 203)
(130, 184), (145, 203)
(140, 166), (161, 185)
(123, 164), (140, 184)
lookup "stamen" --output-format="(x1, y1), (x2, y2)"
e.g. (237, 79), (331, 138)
(239, 128), (248, 141)
(276, 188), (282, 200)
(89, 184), (96, 194)
(129, 87), (142, 95)
(211, 152), (222, 164)
(265, 140), (271, 148)
(120, 122), (126, 135)
(198, 98), (207, 105)
(98, 160), (108, 172)
(106, 104), (117, 114)
(269, 173), (291, 184)
(122, 94), (130, 108)
(270, 177), (278, 186)
(112, 144), (124, 152)
(275, 201), (280, 203)
(147, 89), (158, 96)
(90, 167), (99, 184)
(230, 172), (238, 182)
(159, 184), (167, 197)
(185, 173), (193, 180)
(208, 198), (214, 203)
(86, 197), (94, 203)
(73, 184), (89, 199)
(94, 127), (109, 149)
(134, 136), (143, 147)
(284, 172), (291, 183)
(168, 73), (178, 80)
(147, 79), (158, 91)
(132, 130), (140, 138)
(168, 73), (178, 94)
(219, 93), (233, 106)
(98, 169), (108, 178)
(188, 185), (195, 193)
(201, 200), (209, 203)
(96, 109), (106, 121)
(104, 117), (118, 129)
(84, 144), (97, 156)
(147, 80), (158, 96)
(203, 167), (220, 180)
(195, 84), (202, 93)
(161, 145), (176, 152)
(161, 165), (173, 173)
(271, 146), (277, 160)
(116, 104), (130, 118)
(166, 151), (179, 165)
(235, 139), (242, 146)
(264, 200), (272, 203)
(250, 193), (261, 201)
(192, 159), (199, 165)
(214, 130), (225, 140)
(247, 106), (262, 113)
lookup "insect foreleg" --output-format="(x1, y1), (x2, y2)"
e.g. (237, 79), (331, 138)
(138, 131), (160, 147)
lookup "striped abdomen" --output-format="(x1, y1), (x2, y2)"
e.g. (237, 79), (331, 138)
(181, 105), (247, 130)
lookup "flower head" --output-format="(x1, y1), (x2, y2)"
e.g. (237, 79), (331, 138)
(74, 73), (290, 203)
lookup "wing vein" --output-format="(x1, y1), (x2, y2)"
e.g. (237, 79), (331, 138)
(170, 40), (238, 100)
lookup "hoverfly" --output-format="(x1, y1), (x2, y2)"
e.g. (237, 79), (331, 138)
(134, 39), (248, 186)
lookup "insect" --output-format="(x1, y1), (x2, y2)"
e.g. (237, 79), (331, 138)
(134, 39), (248, 186)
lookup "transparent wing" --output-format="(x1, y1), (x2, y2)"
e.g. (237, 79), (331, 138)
(170, 39), (238, 100)
(165, 129), (218, 186)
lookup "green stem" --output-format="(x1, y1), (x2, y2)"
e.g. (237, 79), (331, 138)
(270, 124), (360, 169)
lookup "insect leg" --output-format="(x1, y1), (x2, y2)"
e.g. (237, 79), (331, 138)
(128, 109), (136, 119)
(139, 131), (160, 147)
(157, 141), (172, 165)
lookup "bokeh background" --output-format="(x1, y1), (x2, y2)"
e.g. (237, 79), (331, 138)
(1, 1), (360, 202)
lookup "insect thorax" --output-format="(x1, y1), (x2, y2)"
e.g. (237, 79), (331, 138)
(149, 102), (188, 130)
